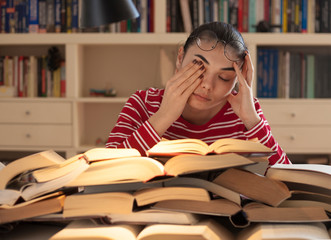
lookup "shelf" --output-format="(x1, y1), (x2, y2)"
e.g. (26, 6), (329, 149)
(76, 97), (128, 103)
(2, 33), (331, 46)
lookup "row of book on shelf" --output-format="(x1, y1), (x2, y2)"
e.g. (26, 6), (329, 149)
(3, 0), (331, 35)
(257, 47), (331, 99)
(0, 0), (155, 33)
(0, 138), (330, 239)
(168, 0), (331, 33)
(0, 54), (66, 97)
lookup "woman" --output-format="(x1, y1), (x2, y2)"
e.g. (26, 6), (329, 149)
(106, 22), (290, 165)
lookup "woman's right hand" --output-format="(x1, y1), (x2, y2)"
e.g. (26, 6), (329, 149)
(149, 59), (205, 136)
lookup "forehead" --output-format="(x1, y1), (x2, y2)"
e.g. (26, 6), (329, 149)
(184, 44), (233, 67)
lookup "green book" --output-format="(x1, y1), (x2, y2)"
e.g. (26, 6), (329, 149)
(306, 54), (315, 98)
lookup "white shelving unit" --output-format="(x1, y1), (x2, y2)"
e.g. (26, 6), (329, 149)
(1, 0), (331, 158)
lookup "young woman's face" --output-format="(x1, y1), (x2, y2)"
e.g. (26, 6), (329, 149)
(179, 42), (238, 112)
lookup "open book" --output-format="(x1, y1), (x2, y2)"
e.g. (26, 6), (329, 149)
(237, 222), (330, 240)
(0, 150), (66, 189)
(62, 186), (211, 218)
(49, 218), (234, 240)
(65, 153), (260, 187)
(154, 198), (330, 228)
(0, 148), (141, 205)
(146, 138), (274, 157)
(0, 192), (65, 224)
(212, 168), (291, 207)
(266, 164), (331, 191)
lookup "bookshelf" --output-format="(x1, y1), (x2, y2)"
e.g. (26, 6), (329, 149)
(1, 1), (331, 159)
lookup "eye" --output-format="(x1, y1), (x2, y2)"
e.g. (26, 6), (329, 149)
(218, 75), (230, 82)
(218, 72), (236, 82)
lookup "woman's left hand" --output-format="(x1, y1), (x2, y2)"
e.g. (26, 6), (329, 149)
(226, 52), (260, 130)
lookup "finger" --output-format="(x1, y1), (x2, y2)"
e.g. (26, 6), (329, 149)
(177, 65), (205, 96)
(245, 52), (254, 87)
(233, 62), (248, 88)
(166, 65), (205, 100)
(170, 59), (203, 84)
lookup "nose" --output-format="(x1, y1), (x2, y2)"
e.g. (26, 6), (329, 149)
(200, 70), (214, 90)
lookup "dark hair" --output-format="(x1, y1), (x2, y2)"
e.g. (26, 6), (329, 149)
(183, 22), (247, 55)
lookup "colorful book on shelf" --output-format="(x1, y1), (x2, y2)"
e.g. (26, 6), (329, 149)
(146, 138), (273, 157)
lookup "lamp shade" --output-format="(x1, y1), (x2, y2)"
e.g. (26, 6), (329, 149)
(80, 0), (140, 28)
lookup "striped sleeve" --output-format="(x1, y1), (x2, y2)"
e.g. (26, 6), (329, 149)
(105, 90), (161, 156)
(244, 100), (291, 165)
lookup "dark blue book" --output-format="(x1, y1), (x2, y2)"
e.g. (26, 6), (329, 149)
(71, 0), (78, 32)
(28, 0), (39, 33)
(55, 0), (61, 32)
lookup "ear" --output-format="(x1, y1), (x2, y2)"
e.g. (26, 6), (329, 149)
(175, 46), (185, 72)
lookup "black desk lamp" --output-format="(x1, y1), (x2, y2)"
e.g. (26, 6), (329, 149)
(80, 0), (140, 28)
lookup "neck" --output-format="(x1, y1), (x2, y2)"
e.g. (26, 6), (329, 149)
(181, 102), (226, 125)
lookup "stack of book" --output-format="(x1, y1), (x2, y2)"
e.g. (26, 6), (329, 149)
(0, 138), (330, 239)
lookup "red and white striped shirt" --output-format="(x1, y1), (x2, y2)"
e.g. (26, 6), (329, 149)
(106, 88), (290, 165)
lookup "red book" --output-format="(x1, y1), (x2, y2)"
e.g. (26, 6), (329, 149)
(242, 0), (249, 32)
(148, 0), (154, 32)
(237, 0), (243, 32)
(17, 56), (24, 97)
(264, 0), (270, 22)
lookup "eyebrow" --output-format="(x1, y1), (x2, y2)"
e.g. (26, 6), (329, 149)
(194, 54), (235, 71)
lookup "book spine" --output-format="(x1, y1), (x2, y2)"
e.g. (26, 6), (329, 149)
(180, 0), (192, 33)
(257, 49), (264, 97)
(248, 0), (256, 32)
(54, 0), (61, 32)
(1, 0), (6, 33)
(66, 0), (71, 33)
(17, 56), (24, 97)
(39, 0), (47, 33)
(0, 56), (4, 85)
(203, 0), (210, 23)
(229, 0), (237, 28)
(271, 0), (281, 33)
(60, 60), (66, 97)
(301, 0), (307, 32)
(60, 0), (66, 32)
(147, 0), (154, 32)
(46, 0), (55, 32)
(264, 0), (270, 22)
(27, 55), (37, 97)
(6, 0), (15, 33)
(282, 0), (288, 32)
(28, 0), (38, 33)
(242, 0), (248, 32)
(237, 0), (243, 32)
(52, 66), (60, 97)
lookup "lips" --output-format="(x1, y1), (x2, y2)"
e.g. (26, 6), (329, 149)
(192, 92), (211, 101)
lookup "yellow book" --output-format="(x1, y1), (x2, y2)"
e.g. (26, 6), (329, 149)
(146, 138), (273, 157)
